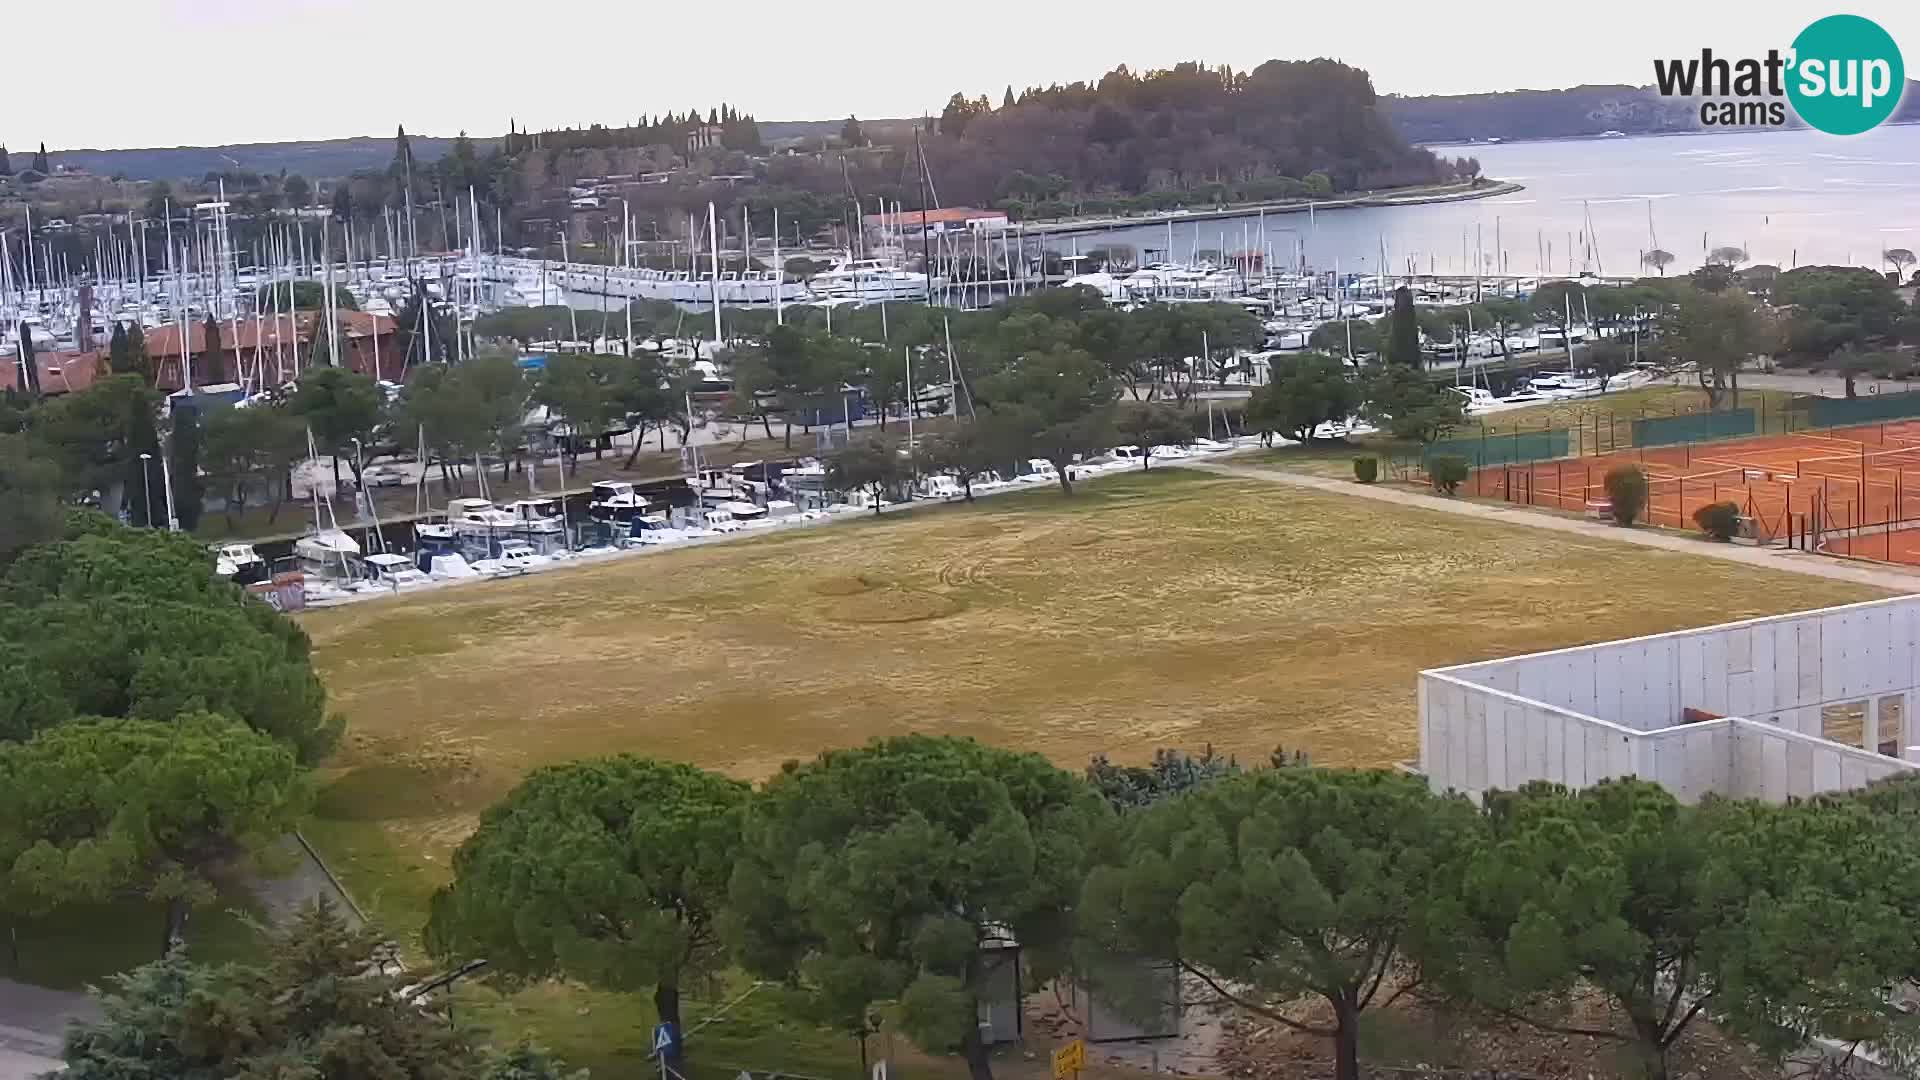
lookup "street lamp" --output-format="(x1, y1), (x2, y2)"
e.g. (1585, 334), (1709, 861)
(138, 452), (154, 527)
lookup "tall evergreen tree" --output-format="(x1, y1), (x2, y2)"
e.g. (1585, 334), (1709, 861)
(17, 322), (39, 396)
(124, 322), (153, 387)
(200, 314), (226, 385)
(169, 408), (205, 532)
(31, 143), (48, 173)
(1003, 85), (1016, 109)
(0, 145), (11, 175)
(106, 322), (130, 374)
(124, 395), (164, 527)
(1385, 285), (1421, 366)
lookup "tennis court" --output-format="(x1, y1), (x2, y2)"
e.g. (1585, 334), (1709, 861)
(1468, 419), (1920, 565)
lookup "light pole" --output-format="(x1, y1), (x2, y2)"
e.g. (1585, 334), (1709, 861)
(138, 452), (154, 527)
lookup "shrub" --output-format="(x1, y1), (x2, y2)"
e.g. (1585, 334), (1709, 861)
(1693, 500), (1743, 541)
(1604, 465), (1648, 526)
(1428, 454), (1468, 495)
(1353, 456), (1379, 484)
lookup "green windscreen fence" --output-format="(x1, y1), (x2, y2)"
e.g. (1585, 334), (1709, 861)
(1808, 391), (1920, 429)
(1631, 409), (1755, 448)
(1423, 428), (1570, 468)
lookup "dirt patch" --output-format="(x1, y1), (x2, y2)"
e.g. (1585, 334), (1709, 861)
(810, 573), (880, 597)
(823, 584), (965, 624)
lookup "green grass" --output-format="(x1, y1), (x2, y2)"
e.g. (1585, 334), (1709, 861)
(5, 888), (264, 991)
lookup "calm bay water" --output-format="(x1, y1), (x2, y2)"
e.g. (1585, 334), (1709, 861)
(1046, 125), (1920, 279)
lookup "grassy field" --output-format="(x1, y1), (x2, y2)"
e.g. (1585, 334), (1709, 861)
(296, 467), (1886, 1075)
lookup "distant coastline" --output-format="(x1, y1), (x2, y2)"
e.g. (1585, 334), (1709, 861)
(1416, 119), (1920, 150)
(1016, 180), (1526, 239)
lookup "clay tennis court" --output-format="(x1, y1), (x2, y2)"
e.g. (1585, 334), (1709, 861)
(1469, 420), (1920, 565)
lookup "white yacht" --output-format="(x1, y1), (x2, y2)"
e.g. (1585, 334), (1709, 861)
(588, 481), (648, 523)
(808, 259), (934, 303)
(364, 552), (430, 589)
(212, 542), (268, 584)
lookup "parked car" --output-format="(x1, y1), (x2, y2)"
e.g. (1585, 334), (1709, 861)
(361, 465), (408, 488)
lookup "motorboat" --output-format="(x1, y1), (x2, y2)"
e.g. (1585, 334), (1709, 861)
(702, 508), (744, 533)
(364, 552), (431, 589)
(809, 258), (935, 303)
(1447, 387), (1501, 412)
(475, 540), (543, 577)
(449, 497), (516, 536)
(625, 512), (684, 546)
(1018, 459), (1059, 484)
(212, 542), (268, 584)
(506, 497), (567, 552)
(588, 481), (648, 523)
(721, 500), (769, 526)
(293, 529), (368, 602)
(919, 474), (965, 500)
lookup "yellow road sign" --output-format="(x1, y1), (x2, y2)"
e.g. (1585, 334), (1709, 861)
(1051, 1039), (1085, 1080)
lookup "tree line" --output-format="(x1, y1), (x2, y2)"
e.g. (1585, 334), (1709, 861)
(923, 59), (1480, 217)
(417, 735), (1920, 1080)
(0, 515), (338, 957)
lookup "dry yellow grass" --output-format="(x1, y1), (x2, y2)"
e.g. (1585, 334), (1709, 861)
(298, 468), (1888, 1077)
(305, 470), (1884, 894)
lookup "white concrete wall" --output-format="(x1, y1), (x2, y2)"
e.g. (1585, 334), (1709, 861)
(1420, 672), (1639, 803)
(1431, 596), (1920, 750)
(1633, 721), (1735, 804)
(1726, 720), (1914, 802)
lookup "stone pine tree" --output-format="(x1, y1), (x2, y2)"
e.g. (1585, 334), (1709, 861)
(0, 713), (306, 957)
(1385, 285), (1421, 366)
(427, 758), (750, 1077)
(1080, 768), (1480, 1080)
(731, 736), (1110, 1080)
(1434, 779), (1920, 1080)
(0, 522), (340, 757)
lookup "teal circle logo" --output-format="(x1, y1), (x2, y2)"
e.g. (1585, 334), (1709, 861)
(1787, 14), (1905, 135)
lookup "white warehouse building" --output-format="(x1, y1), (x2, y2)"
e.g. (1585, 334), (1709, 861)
(1417, 595), (1920, 804)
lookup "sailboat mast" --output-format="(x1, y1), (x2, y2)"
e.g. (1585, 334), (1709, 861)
(708, 201), (722, 345)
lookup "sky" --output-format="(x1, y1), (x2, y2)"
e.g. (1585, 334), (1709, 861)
(10, 0), (1920, 151)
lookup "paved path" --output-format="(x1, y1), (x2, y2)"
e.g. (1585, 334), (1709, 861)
(1177, 458), (1920, 594)
(0, 977), (95, 1078)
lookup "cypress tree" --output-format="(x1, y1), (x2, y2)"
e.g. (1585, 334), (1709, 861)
(125, 396), (163, 527)
(17, 322), (39, 396)
(170, 408), (205, 532)
(108, 322), (130, 373)
(201, 314), (226, 384)
(31, 143), (48, 173)
(1385, 286), (1421, 367)
(125, 322), (153, 387)
(0, 146), (11, 175)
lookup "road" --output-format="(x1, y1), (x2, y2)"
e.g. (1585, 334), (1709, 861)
(0, 978), (93, 1079)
